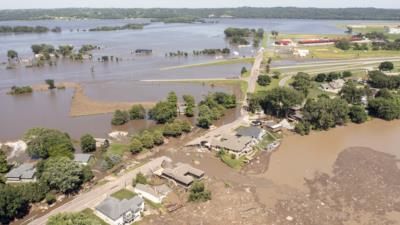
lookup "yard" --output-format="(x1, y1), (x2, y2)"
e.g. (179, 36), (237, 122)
(81, 208), (108, 225)
(111, 189), (137, 200)
(219, 152), (247, 170)
(106, 143), (129, 157)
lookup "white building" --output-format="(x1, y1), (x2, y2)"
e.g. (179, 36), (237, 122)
(95, 196), (144, 225)
(386, 26), (400, 34)
(293, 49), (310, 57)
(134, 184), (171, 204)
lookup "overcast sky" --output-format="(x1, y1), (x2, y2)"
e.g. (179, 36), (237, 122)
(0, 0), (398, 9)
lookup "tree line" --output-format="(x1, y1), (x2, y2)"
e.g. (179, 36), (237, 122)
(0, 25), (61, 33)
(2, 8), (400, 21)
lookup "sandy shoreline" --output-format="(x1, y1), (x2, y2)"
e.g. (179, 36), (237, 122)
(33, 82), (156, 117)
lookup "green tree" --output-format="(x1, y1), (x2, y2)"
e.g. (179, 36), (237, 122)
(339, 81), (365, 104)
(152, 130), (164, 145)
(81, 165), (94, 183)
(129, 104), (146, 120)
(342, 71), (353, 78)
(163, 122), (183, 137)
(188, 181), (211, 202)
(349, 105), (368, 124)
(326, 72), (341, 82)
(80, 134), (96, 153)
(379, 61), (394, 71)
(24, 128), (74, 159)
(57, 45), (74, 57)
(375, 88), (393, 99)
(7, 50), (18, 60)
(47, 212), (99, 225)
(257, 75), (271, 86)
(260, 87), (304, 118)
(0, 150), (8, 173)
(0, 185), (29, 224)
(140, 131), (154, 149)
(45, 79), (56, 89)
(149, 101), (177, 124)
(111, 110), (129, 126)
(135, 172), (147, 185)
(241, 66), (248, 75)
(183, 95), (195, 117)
(303, 97), (349, 130)
(167, 91), (178, 107)
(368, 97), (400, 120)
(335, 39), (351, 50)
(45, 193), (56, 205)
(291, 72), (312, 96)
(314, 73), (327, 82)
(176, 120), (192, 133)
(294, 121), (311, 136)
(129, 138), (143, 154)
(40, 157), (84, 194)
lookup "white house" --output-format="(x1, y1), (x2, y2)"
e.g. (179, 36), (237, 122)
(134, 184), (171, 204)
(95, 196), (144, 225)
(385, 26), (400, 34)
(293, 49), (310, 57)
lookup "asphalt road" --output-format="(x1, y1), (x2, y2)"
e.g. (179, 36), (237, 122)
(28, 156), (171, 225)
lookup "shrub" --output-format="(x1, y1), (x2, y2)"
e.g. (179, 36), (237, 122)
(111, 110), (129, 126)
(45, 193), (56, 205)
(129, 138), (143, 154)
(80, 134), (96, 153)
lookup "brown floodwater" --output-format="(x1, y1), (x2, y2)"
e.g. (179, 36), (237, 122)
(0, 81), (240, 141)
(263, 119), (400, 190)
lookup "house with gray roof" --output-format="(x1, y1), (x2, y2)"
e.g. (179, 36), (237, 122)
(161, 163), (204, 188)
(236, 126), (266, 140)
(5, 163), (36, 183)
(95, 195), (144, 225)
(73, 153), (92, 165)
(211, 134), (254, 157)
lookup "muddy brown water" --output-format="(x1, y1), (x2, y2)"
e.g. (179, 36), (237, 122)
(0, 82), (239, 141)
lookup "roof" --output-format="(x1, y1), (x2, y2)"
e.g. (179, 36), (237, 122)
(236, 126), (264, 138)
(96, 196), (143, 221)
(162, 163), (204, 186)
(6, 163), (36, 179)
(74, 154), (92, 163)
(135, 184), (171, 198)
(211, 135), (252, 152)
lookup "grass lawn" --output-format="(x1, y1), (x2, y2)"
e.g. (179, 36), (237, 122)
(241, 71), (251, 78)
(254, 133), (277, 151)
(111, 189), (137, 200)
(107, 143), (129, 157)
(81, 209), (108, 225)
(219, 153), (246, 170)
(307, 45), (400, 60)
(144, 199), (163, 209)
(161, 57), (254, 70)
(255, 77), (279, 92)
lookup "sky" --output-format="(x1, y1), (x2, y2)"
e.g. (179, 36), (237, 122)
(0, 0), (398, 9)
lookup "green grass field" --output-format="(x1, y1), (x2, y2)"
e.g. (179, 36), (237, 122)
(220, 154), (246, 170)
(160, 57), (254, 70)
(81, 209), (108, 225)
(111, 189), (137, 200)
(107, 143), (129, 157)
(255, 77), (279, 92)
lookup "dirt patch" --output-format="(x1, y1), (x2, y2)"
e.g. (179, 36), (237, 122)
(141, 180), (268, 225)
(264, 147), (400, 225)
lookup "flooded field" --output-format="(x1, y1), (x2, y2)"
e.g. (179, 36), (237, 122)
(148, 119), (400, 225)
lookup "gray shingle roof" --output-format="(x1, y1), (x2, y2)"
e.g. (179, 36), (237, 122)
(74, 154), (92, 163)
(96, 196), (143, 221)
(236, 127), (264, 138)
(162, 163), (204, 186)
(6, 163), (36, 179)
(211, 135), (252, 152)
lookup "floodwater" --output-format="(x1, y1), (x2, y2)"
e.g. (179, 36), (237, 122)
(0, 18), (384, 141)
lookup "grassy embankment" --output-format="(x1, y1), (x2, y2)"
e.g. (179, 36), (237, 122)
(111, 189), (137, 200)
(160, 57), (254, 71)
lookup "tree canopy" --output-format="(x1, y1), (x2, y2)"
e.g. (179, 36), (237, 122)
(47, 212), (99, 225)
(80, 134), (96, 153)
(129, 104), (146, 120)
(24, 128), (74, 159)
(260, 87), (304, 117)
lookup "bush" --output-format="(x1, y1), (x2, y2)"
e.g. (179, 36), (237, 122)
(129, 138), (143, 154)
(129, 104), (146, 120)
(81, 166), (94, 183)
(45, 193), (56, 205)
(314, 73), (326, 82)
(349, 105), (368, 124)
(135, 172), (147, 185)
(45, 79), (56, 89)
(152, 130), (164, 145)
(241, 67), (247, 75)
(188, 181), (211, 202)
(257, 75), (271, 86)
(80, 134), (96, 153)
(176, 120), (192, 133)
(163, 122), (183, 137)
(111, 110), (129, 126)
(335, 39), (351, 50)
(294, 121), (311, 135)
(379, 61), (394, 71)
(342, 71), (353, 78)
(140, 131), (154, 149)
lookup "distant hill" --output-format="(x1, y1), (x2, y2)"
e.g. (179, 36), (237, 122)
(0, 7), (400, 21)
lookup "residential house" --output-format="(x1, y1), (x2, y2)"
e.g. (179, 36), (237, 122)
(161, 163), (204, 188)
(288, 106), (304, 121)
(210, 135), (254, 157)
(5, 163), (36, 182)
(94, 138), (110, 148)
(73, 153), (92, 165)
(320, 79), (345, 93)
(95, 196), (144, 225)
(385, 26), (400, 34)
(293, 49), (310, 57)
(236, 126), (266, 140)
(134, 184), (171, 204)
